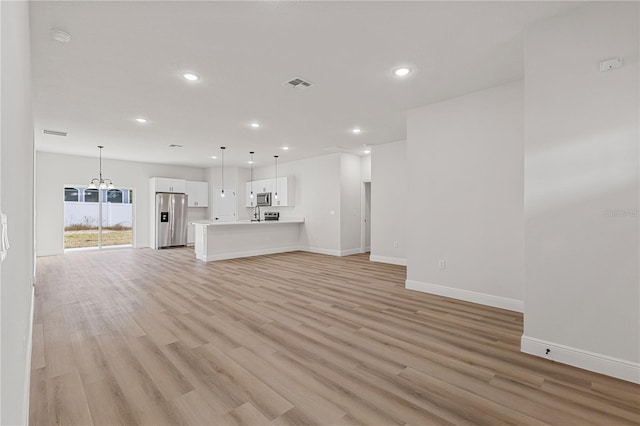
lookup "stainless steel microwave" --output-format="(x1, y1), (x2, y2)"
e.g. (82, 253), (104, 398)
(256, 192), (271, 206)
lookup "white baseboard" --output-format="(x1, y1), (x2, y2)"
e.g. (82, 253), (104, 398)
(369, 255), (407, 266)
(205, 246), (301, 261)
(36, 249), (63, 257)
(304, 247), (342, 257)
(405, 279), (523, 313)
(23, 285), (35, 424)
(340, 248), (361, 256)
(521, 335), (640, 384)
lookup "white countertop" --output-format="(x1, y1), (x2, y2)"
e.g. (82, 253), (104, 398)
(192, 218), (304, 227)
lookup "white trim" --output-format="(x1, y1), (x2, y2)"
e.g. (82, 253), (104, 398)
(521, 335), (640, 384)
(22, 285), (35, 424)
(35, 249), (63, 257)
(304, 247), (342, 257)
(370, 255), (407, 266)
(340, 248), (361, 256)
(204, 246), (301, 261)
(405, 279), (523, 313)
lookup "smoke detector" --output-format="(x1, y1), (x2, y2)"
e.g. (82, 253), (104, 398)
(284, 77), (313, 89)
(43, 129), (68, 137)
(50, 29), (71, 43)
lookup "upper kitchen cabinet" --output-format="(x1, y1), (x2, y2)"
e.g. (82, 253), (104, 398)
(245, 176), (294, 207)
(151, 177), (186, 193)
(245, 178), (272, 207)
(256, 178), (274, 194)
(186, 181), (209, 207)
(273, 176), (294, 206)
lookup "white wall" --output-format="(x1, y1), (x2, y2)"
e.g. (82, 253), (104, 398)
(406, 81), (525, 312)
(361, 154), (371, 182)
(522, 2), (639, 382)
(370, 140), (407, 265)
(36, 152), (206, 255)
(212, 153), (363, 256)
(340, 154), (362, 255)
(251, 154), (343, 254)
(1, 1), (35, 423)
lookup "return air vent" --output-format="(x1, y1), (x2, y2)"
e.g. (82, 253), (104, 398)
(284, 77), (313, 89)
(43, 129), (68, 137)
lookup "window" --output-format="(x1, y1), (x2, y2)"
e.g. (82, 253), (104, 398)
(84, 189), (99, 202)
(64, 187), (79, 202)
(107, 189), (123, 203)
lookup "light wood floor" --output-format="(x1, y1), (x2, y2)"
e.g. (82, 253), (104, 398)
(30, 248), (639, 425)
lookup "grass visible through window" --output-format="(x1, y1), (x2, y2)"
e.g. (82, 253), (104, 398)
(64, 227), (132, 249)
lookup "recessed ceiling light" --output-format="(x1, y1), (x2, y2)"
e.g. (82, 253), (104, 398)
(210, 156), (217, 159)
(393, 67), (412, 77)
(364, 149), (371, 154)
(51, 29), (71, 43)
(182, 73), (200, 81)
(250, 122), (261, 128)
(352, 127), (362, 134)
(248, 160), (254, 164)
(282, 146), (289, 150)
(135, 118), (148, 124)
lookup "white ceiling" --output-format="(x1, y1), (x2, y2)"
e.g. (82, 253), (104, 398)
(30, 1), (578, 168)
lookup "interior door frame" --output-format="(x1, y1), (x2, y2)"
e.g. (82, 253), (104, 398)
(360, 180), (371, 253)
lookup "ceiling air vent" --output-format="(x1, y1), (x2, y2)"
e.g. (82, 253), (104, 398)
(43, 129), (68, 137)
(284, 77), (313, 89)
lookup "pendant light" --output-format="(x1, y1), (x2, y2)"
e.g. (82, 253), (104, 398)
(249, 151), (255, 199)
(274, 155), (279, 199)
(220, 146), (226, 197)
(88, 145), (115, 190)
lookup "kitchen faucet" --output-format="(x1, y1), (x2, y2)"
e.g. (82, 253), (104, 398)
(253, 205), (261, 221)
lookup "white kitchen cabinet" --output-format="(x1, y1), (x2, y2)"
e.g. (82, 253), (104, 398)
(273, 176), (294, 206)
(186, 181), (209, 207)
(244, 176), (294, 207)
(151, 177), (186, 193)
(245, 179), (272, 207)
(187, 223), (195, 245)
(256, 178), (274, 194)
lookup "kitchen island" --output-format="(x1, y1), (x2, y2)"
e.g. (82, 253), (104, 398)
(192, 219), (305, 261)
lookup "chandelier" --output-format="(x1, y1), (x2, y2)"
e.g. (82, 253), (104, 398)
(88, 145), (115, 189)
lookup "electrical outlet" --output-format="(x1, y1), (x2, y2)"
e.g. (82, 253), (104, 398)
(599, 57), (622, 72)
(393, 241), (398, 248)
(438, 259), (446, 270)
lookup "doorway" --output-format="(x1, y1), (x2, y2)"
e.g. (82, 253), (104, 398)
(361, 181), (371, 253)
(213, 186), (237, 222)
(63, 185), (133, 250)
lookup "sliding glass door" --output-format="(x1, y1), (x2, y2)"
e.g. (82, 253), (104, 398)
(63, 186), (133, 250)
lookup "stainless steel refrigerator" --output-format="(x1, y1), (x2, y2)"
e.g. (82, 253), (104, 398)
(155, 193), (188, 249)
